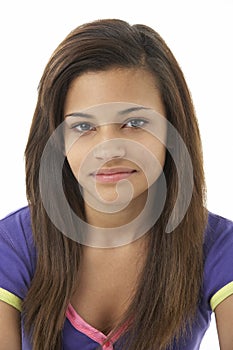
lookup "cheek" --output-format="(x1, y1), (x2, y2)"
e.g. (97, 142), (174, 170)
(66, 140), (97, 184)
(142, 139), (166, 166)
(152, 143), (166, 177)
(154, 142), (166, 168)
(139, 140), (166, 184)
(66, 145), (83, 178)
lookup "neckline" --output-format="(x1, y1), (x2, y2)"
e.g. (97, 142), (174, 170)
(66, 302), (129, 346)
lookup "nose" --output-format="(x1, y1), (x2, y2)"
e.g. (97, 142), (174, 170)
(93, 126), (126, 160)
(93, 138), (126, 160)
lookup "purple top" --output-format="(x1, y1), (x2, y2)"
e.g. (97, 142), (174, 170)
(0, 207), (233, 349)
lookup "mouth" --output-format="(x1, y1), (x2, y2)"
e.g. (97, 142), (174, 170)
(91, 168), (138, 183)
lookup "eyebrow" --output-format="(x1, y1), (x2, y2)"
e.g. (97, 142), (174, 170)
(65, 106), (152, 118)
(65, 112), (94, 118)
(118, 106), (152, 115)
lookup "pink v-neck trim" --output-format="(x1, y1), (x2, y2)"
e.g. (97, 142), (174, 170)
(66, 303), (129, 349)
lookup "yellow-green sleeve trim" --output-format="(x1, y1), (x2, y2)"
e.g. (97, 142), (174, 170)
(210, 281), (233, 311)
(0, 288), (22, 312)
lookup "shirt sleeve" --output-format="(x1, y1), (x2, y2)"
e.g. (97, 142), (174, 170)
(203, 212), (233, 312)
(0, 207), (36, 312)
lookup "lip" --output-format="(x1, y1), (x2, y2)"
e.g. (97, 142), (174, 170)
(91, 167), (137, 183)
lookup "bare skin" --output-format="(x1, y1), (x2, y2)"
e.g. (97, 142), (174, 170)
(0, 301), (21, 350)
(70, 235), (148, 334)
(215, 294), (233, 350)
(65, 67), (164, 333)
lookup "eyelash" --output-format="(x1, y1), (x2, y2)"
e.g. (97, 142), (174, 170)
(70, 118), (149, 134)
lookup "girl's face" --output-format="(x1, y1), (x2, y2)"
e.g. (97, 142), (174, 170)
(64, 68), (167, 212)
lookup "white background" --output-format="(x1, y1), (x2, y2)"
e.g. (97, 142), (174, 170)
(0, 1), (232, 348)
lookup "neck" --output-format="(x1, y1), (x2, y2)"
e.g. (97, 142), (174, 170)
(79, 183), (162, 248)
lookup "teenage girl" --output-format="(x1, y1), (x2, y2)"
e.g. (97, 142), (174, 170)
(0, 19), (233, 350)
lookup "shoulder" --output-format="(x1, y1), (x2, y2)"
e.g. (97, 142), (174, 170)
(0, 206), (34, 249)
(0, 205), (36, 270)
(204, 212), (233, 269)
(203, 211), (233, 312)
(0, 206), (31, 233)
(0, 207), (36, 310)
(204, 211), (233, 248)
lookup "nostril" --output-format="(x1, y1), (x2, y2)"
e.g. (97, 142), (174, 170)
(93, 143), (126, 160)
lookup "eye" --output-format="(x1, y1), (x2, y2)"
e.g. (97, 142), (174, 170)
(123, 118), (148, 129)
(71, 122), (96, 133)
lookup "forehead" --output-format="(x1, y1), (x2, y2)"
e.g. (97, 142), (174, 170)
(65, 102), (164, 123)
(64, 68), (165, 116)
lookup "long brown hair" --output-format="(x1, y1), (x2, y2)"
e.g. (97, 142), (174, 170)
(23, 19), (207, 350)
